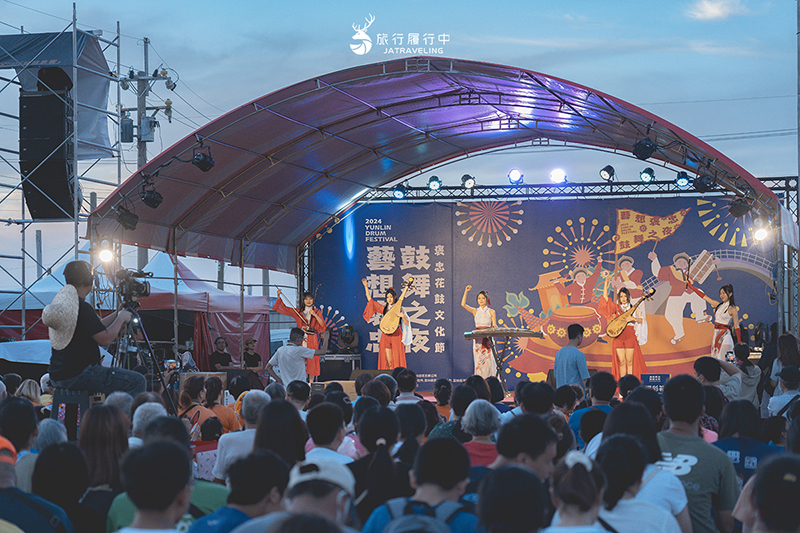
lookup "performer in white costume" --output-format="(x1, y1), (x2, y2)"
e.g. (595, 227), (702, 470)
(461, 285), (498, 379)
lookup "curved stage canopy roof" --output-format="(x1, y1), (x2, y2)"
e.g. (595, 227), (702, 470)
(90, 56), (777, 274)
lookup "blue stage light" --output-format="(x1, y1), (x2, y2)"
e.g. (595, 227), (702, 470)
(640, 167), (655, 183)
(675, 171), (690, 189)
(508, 169), (524, 185)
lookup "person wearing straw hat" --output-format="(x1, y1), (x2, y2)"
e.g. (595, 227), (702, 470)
(43, 260), (146, 396)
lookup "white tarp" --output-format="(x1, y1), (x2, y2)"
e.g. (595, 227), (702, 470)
(0, 31), (113, 159)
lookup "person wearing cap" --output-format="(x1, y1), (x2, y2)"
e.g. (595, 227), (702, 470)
(231, 459), (359, 533)
(768, 366), (800, 418)
(648, 250), (708, 344)
(0, 435), (74, 532)
(43, 260), (146, 396)
(555, 260), (602, 306)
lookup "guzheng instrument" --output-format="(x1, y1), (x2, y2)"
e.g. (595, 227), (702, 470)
(463, 328), (544, 340)
(606, 288), (655, 338)
(379, 277), (414, 335)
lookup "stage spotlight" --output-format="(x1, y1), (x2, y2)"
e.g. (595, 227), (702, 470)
(116, 206), (139, 231)
(427, 176), (441, 191)
(754, 227), (769, 241)
(599, 165), (615, 182)
(633, 138), (658, 160)
(461, 174), (476, 189)
(140, 185), (163, 209)
(508, 169), (524, 185)
(639, 167), (655, 183)
(728, 198), (751, 218)
(753, 213), (769, 229)
(550, 169), (567, 184)
(392, 183), (407, 199)
(191, 147), (214, 172)
(675, 171), (690, 189)
(693, 174), (717, 193)
(98, 236), (113, 263)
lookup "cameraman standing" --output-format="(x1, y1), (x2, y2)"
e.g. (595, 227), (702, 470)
(43, 260), (146, 396)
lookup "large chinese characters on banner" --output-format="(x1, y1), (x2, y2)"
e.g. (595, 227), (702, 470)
(312, 198), (777, 389)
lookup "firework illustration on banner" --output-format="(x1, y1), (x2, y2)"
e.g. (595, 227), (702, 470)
(455, 200), (523, 247)
(319, 306), (347, 347)
(697, 198), (765, 247)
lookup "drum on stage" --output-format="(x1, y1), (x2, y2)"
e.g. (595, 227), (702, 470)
(544, 305), (604, 347)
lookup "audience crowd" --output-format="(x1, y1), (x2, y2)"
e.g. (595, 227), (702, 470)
(2, 336), (800, 533)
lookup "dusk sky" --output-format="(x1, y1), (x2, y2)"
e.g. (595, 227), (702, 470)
(0, 0), (796, 293)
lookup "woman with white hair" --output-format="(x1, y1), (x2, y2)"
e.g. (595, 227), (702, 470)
(461, 398), (501, 466)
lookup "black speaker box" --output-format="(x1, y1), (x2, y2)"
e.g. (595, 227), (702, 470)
(19, 159), (76, 219)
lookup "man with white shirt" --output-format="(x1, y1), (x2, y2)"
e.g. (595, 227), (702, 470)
(305, 403), (353, 465)
(265, 328), (314, 385)
(212, 390), (271, 483)
(395, 369), (420, 405)
(768, 366), (800, 418)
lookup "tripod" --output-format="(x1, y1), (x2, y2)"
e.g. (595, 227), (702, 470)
(113, 301), (178, 415)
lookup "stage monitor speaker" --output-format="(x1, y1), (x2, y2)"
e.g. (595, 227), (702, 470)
(348, 369), (392, 381)
(19, 90), (77, 220)
(319, 360), (354, 382)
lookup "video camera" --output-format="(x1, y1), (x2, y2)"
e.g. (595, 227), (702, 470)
(116, 268), (152, 302)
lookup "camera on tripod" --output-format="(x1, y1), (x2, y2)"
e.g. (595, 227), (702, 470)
(116, 268), (152, 303)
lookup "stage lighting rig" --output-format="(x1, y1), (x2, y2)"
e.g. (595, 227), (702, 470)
(633, 138), (658, 160)
(639, 167), (655, 183)
(675, 172), (690, 189)
(116, 206), (139, 231)
(508, 169), (524, 185)
(393, 183), (407, 199)
(599, 165), (615, 182)
(461, 174), (476, 189)
(140, 180), (163, 209)
(693, 174), (717, 193)
(427, 176), (442, 191)
(753, 213), (770, 241)
(191, 145), (215, 172)
(728, 198), (751, 218)
(549, 169), (567, 184)
(98, 236), (114, 263)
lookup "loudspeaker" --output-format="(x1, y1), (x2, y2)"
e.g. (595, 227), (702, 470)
(319, 360), (353, 382)
(19, 91), (77, 220)
(349, 369), (392, 380)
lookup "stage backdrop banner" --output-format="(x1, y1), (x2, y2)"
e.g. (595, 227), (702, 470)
(312, 197), (778, 390)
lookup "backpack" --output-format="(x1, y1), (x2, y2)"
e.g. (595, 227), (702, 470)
(382, 497), (467, 533)
(179, 405), (202, 441)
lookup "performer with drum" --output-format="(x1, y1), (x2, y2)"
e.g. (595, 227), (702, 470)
(461, 285), (498, 379)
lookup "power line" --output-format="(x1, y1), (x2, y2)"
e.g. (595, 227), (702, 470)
(148, 43), (227, 113)
(639, 94), (794, 106)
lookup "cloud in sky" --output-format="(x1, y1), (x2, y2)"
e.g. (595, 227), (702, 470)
(687, 0), (749, 20)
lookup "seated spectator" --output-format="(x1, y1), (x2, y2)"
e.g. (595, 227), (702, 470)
(374, 374), (399, 407)
(601, 401), (690, 533)
(15, 379), (42, 406)
(732, 343), (761, 407)
(618, 375), (641, 400)
(0, 397), (38, 493)
(569, 372), (616, 448)
(657, 374), (739, 533)
(205, 377), (241, 433)
(579, 409), (607, 456)
(32, 441), (105, 532)
(762, 415), (788, 449)
(119, 439), (194, 532)
(188, 451), (289, 533)
(519, 381), (555, 416)
(694, 356), (743, 402)
(264, 382), (286, 402)
(460, 399), (501, 467)
(324, 382), (344, 395)
(201, 417), (224, 441)
(353, 373), (373, 406)
(418, 400), (444, 438)
(427, 385), (477, 442)
(554, 385), (578, 419)
(393, 403), (426, 466)
(751, 455), (800, 533)
(306, 403), (353, 465)
(0, 435), (73, 532)
(433, 378), (452, 420)
(285, 380), (311, 421)
(306, 393), (326, 411)
(33, 418), (67, 454)
(78, 404), (130, 520)
(129, 401), (167, 449)
(714, 400), (779, 485)
(542, 452), (606, 533)
(213, 390), (271, 483)
(233, 459), (357, 533)
(361, 438), (479, 533)
(489, 414), (558, 482)
(229, 376), (251, 406)
(107, 416), (230, 532)
(395, 370), (420, 405)
(624, 386), (663, 429)
(570, 384), (586, 410)
(2, 374), (21, 396)
(128, 391), (163, 425)
(105, 392), (134, 421)
(768, 365), (800, 417)
(486, 376), (511, 413)
(477, 466), (547, 533)
(178, 375), (216, 439)
(324, 391), (358, 458)
(254, 399), (308, 467)
(701, 385), (723, 442)
(544, 413), (577, 462)
(350, 396), (380, 459)
(464, 375), (492, 402)
(361, 380), (391, 408)
(347, 406), (413, 523)
(595, 435), (680, 533)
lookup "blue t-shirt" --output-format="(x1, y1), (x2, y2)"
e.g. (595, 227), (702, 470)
(713, 437), (780, 485)
(0, 488), (74, 533)
(568, 405), (614, 449)
(554, 346), (590, 390)
(362, 498), (480, 533)
(187, 505), (250, 533)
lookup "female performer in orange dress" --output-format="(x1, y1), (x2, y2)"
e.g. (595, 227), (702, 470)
(598, 287), (648, 380)
(273, 288), (326, 379)
(362, 278), (408, 370)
